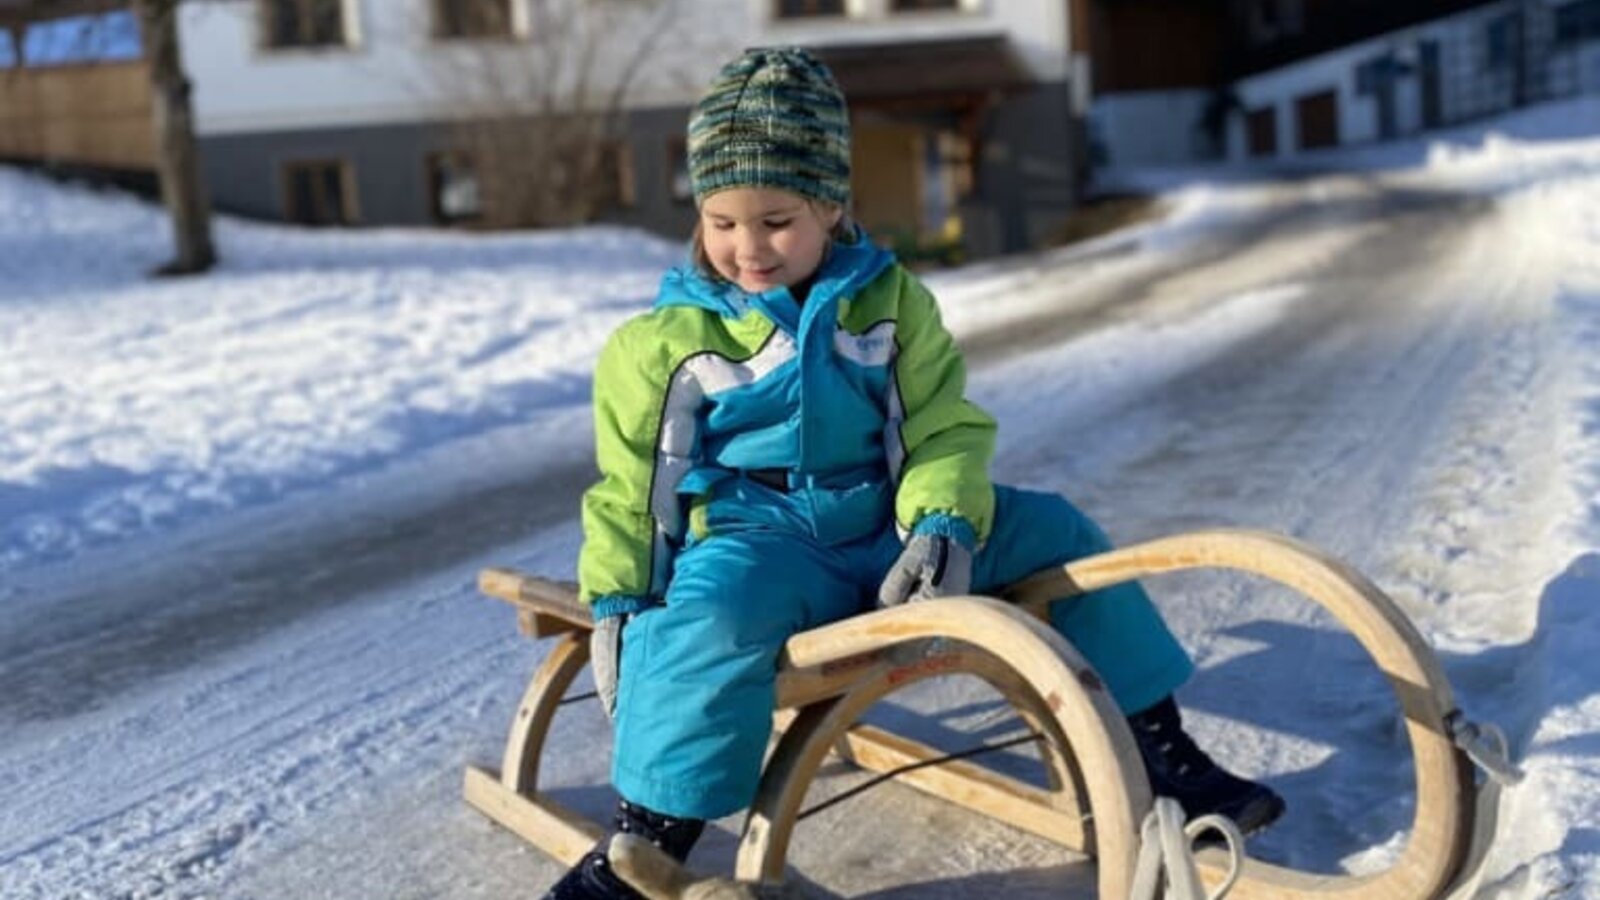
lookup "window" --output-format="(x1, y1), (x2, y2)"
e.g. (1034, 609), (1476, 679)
(892, 0), (960, 11)
(433, 0), (514, 39)
(1485, 13), (1517, 69)
(428, 153), (482, 224)
(261, 0), (348, 50)
(1555, 0), (1600, 47)
(775, 0), (845, 18)
(1295, 89), (1338, 150)
(667, 137), (692, 204)
(1355, 54), (1405, 96)
(283, 159), (357, 225)
(0, 28), (16, 68)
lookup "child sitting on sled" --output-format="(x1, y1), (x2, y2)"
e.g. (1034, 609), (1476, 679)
(547, 46), (1284, 900)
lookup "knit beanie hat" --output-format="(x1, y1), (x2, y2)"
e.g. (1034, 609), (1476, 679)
(687, 47), (851, 207)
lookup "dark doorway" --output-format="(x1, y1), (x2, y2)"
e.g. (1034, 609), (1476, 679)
(1419, 39), (1443, 129)
(1295, 89), (1339, 150)
(1247, 106), (1278, 157)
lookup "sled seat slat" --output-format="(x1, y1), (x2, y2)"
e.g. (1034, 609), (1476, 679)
(464, 765), (605, 866)
(479, 568), (589, 639)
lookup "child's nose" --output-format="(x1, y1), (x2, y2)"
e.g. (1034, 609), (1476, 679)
(736, 231), (769, 258)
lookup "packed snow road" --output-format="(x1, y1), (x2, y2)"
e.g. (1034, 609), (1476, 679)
(3, 129), (1597, 899)
(0, 176), (1480, 727)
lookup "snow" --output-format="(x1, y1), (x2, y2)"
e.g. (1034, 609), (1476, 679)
(4, 95), (1600, 898)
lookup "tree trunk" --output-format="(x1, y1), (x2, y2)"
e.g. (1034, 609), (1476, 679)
(135, 0), (216, 276)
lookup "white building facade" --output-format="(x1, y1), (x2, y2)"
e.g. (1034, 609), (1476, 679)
(176, 0), (1090, 257)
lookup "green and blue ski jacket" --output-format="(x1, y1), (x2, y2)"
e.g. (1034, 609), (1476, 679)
(578, 232), (996, 617)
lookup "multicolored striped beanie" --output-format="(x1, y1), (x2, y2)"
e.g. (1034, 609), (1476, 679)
(687, 47), (851, 207)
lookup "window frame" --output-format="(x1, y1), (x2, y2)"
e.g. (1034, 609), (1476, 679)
(281, 157), (360, 226)
(1484, 12), (1517, 70)
(258, 0), (353, 52)
(773, 0), (848, 20)
(430, 0), (518, 41)
(426, 151), (484, 225)
(889, 0), (964, 13)
(1554, 0), (1600, 48)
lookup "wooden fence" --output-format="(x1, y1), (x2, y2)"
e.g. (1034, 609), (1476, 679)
(0, 60), (155, 169)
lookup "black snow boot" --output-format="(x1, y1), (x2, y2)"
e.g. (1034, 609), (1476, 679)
(542, 800), (706, 900)
(1127, 696), (1286, 835)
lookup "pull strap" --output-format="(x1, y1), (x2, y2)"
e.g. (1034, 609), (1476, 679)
(1129, 798), (1244, 900)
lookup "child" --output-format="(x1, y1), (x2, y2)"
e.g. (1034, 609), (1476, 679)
(549, 47), (1282, 899)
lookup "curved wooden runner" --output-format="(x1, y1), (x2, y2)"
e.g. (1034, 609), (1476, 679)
(464, 528), (1481, 900)
(739, 598), (1147, 897)
(1006, 529), (1477, 899)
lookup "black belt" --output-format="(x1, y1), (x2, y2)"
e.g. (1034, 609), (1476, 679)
(742, 468), (791, 492)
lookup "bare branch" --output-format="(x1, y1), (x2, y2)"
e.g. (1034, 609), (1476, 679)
(410, 0), (694, 228)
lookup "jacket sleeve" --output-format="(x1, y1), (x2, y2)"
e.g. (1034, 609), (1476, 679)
(578, 320), (671, 616)
(891, 271), (997, 544)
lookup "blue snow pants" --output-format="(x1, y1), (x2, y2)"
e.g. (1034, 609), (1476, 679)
(610, 483), (1194, 820)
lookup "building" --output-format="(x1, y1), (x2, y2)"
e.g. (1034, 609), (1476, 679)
(1086, 0), (1600, 168)
(0, 0), (1095, 259)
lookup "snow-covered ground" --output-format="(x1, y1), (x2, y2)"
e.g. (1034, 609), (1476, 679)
(3, 96), (1600, 898)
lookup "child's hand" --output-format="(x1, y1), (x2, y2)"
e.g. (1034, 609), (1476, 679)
(878, 534), (973, 606)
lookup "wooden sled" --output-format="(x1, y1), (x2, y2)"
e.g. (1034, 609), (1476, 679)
(464, 528), (1503, 899)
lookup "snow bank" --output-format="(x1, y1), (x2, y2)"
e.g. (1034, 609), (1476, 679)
(0, 169), (677, 572)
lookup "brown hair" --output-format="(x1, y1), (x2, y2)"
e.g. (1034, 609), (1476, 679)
(690, 198), (854, 281)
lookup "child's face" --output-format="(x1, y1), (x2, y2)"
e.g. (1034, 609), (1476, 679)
(698, 188), (842, 294)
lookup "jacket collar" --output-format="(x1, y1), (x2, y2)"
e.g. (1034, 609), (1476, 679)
(653, 226), (894, 324)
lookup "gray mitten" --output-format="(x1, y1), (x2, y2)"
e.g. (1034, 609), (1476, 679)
(878, 533), (973, 607)
(591, 615), (625, 719)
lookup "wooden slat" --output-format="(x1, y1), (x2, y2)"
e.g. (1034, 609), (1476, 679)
(463, 766), (604, 867)
(478, 568), (589, 638)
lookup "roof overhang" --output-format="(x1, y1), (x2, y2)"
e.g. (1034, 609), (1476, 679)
(810, 35), (1035, 106)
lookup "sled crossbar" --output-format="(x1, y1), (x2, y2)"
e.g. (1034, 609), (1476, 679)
(466, 529), (1492, 900)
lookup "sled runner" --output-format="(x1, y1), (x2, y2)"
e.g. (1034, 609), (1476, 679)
(463, 529), (1513, 899)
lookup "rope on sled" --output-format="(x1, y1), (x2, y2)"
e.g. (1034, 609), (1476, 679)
(1446, 713), (1524, 786)
(1129, 798), (1244, 900)
(795, 729), (1044, 822)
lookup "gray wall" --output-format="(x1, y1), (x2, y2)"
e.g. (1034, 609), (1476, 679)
(200, 120), (453, 226)
(196, 84), (1082, 259)
(598, 105), (698, 240)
